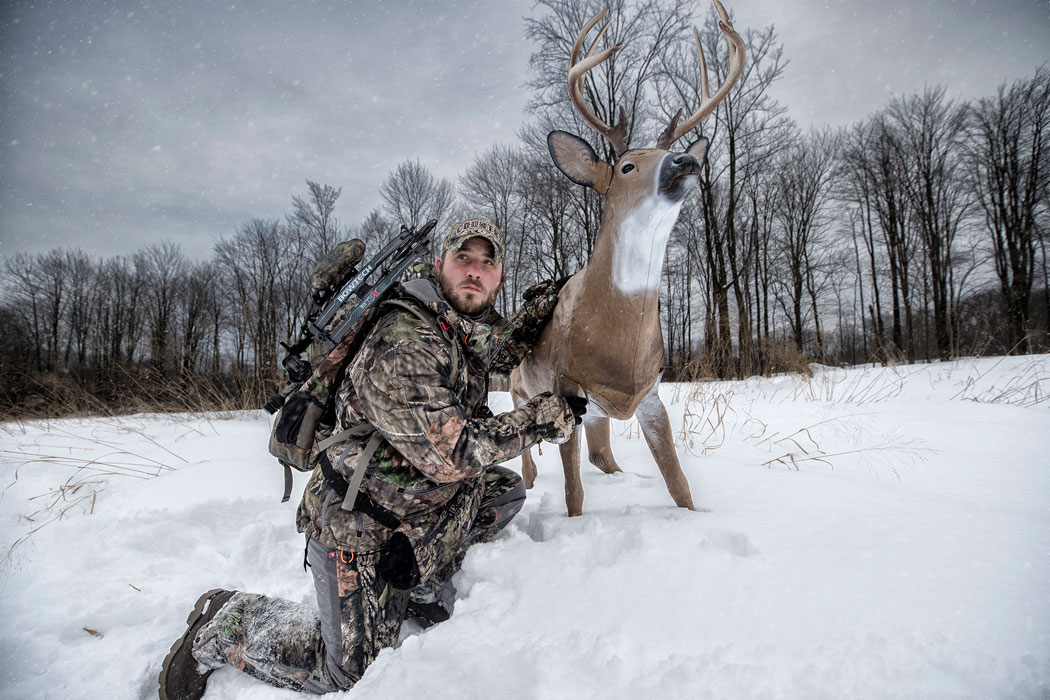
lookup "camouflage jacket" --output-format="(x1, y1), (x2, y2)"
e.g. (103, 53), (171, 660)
(296, 263), (569, 552)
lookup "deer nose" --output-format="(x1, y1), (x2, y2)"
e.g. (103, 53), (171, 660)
(672, 154), (699, 168)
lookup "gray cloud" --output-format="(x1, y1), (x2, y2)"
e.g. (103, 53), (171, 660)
(737, 0), (1049, 126)
(1, 0), (535, 257)
(1, 0), (1047, 259)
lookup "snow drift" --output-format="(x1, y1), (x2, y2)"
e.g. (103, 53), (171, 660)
(1, 356), (1048, 699)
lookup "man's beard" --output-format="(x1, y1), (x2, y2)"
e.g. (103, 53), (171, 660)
(438, 274), (499, 316)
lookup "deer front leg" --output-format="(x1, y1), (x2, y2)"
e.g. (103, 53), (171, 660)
(636, 387), (694, 511)
(511, 388), (538, 489)
(559, 427), (584, 516)
(584, 417), (622, 474)
(521, 448), (537, 489)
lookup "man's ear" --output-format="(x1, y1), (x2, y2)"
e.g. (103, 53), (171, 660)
(434, 257), (443, 275)
(548, 130), (613, 195)
(685, 137), (709, 164)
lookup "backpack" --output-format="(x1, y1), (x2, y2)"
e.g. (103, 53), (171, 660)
(265, 221), (457, 503)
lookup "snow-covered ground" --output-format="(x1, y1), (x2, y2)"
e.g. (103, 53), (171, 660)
(1, 355), (1048, 700)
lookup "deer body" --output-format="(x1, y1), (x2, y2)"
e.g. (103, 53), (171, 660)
(512, 144), (709, 516)
(510, 1), (745, 516)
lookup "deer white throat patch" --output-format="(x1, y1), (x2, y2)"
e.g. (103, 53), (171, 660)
(610, 163), (686, 295)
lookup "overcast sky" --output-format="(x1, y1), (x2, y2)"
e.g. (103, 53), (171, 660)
(2, 0), (1047, 260)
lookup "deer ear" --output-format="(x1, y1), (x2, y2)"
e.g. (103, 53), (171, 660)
(685, 137), (709, 164)
(547, 130), (613, 194)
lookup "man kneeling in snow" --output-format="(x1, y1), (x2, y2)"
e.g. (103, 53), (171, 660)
(159, 218), (585, 698)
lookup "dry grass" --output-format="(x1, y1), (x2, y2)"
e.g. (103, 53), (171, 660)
(664, 362), (934, 477)
(673, 385), (738, 456)
(0, 366), (277, 558)
(773, 365), (906, 405)
(759, 338), (814, 378)
(950, 356), (1049, 407)
(2, 420), (187, 559)
(0, 366), (275, 421)
(752, 416), (930, 479)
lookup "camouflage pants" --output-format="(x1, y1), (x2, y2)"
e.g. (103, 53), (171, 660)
(191, 467), (524, 694)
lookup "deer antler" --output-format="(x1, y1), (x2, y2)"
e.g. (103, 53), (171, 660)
(656, 0), (746, 149)
(568, 8), (630, 158)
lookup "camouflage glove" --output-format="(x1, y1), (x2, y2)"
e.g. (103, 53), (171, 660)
(519, 277), (571, 332)
(527, 392), (587, 445)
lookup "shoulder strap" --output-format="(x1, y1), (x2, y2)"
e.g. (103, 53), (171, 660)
(339, 429), (384, 512)
(309, 421), (381, 512)
(316, 422), (375, 452)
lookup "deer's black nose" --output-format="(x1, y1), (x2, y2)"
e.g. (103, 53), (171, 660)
(673, 154), (699, 168)
(658, 151), (702, 202)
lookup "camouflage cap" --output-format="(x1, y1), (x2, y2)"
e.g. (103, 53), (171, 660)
(442, 217), (506, 265)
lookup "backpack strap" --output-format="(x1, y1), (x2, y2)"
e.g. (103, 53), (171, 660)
(339, 429), (383, 512)
(311, 421), (382, 513)
(317, 440), (403, 530)
(316, 422), (374, 452)
(282, 463), (293, 503)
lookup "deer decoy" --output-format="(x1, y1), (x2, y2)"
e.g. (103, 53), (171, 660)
(510, 0), (745, 516)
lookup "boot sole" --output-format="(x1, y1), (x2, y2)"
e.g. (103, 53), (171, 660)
(158, 588), (226, 700)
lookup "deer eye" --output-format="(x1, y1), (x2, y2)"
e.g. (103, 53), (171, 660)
(621, 163), (635, 174)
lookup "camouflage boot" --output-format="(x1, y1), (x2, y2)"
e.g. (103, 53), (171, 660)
(158, 589), (236, 700)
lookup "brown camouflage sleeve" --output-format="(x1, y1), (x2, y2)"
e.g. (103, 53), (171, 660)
(353, 338), (566, 484)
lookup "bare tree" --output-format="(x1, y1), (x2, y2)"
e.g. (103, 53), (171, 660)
(291, 180), (345, 261)
(459, 143), (531, 311)
(742, 163), (780, 371)
(62, 250), (95, 368)
(2, 249), (79, 371)
(771, 131), (837, 353)
(885, 86), (971, 360)
(379, 159), (455, 255)
(87, 255), (146, 368)
(2, 253), (49, 370)
(135, 242), (188, 372)
(357, 208), (396, 252)
(177, 261), (220, 374)
(517, 153), (583, 283)
(967, 67), (1050, 353)
(116, 257), (145, 366)
(659, 7), (792, 377)
(0, 306), (34, 381)
(214, 220), (287, 378)
(526, 0), (692, 160)
(660, 235), (697, 374)
(524, 0), (694, 261)
(839, 116), (921, 360)
(459, 144), (525, 237)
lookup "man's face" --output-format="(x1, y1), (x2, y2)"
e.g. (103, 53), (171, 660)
(435, 237), (505, 315)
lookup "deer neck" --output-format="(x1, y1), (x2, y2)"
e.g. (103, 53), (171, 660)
(557, 196), (679, 418)
(587, 190), (682, 305)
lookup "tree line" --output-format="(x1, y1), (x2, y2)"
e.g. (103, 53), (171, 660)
(2, 0), (1047, 417)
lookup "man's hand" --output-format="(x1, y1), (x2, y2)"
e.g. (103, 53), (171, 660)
(520, 276), (571, 327)
(522, 276), (571, 301)
(527, 392), (588, 445)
